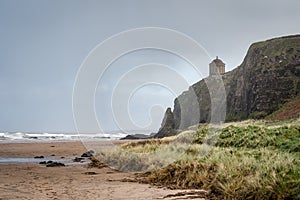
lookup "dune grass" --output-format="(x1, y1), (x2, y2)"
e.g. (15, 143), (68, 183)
(145, 147), (300, 199)
(93, 120), (300, 199)
(194, 125), (300, 153)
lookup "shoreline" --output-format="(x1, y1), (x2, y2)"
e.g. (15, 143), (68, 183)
(0, 140), (202, 199)
(0, 141), (86, 158)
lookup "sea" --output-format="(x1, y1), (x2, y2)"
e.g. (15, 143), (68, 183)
(0, 129), (155, 143)
(0, 131), (129, 143)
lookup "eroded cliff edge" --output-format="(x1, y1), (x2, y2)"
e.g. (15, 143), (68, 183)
(156, 35), (300, 137)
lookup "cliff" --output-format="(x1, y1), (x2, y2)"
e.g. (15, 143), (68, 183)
(156, 34), (300, 136)
(154, 108), (176, 138)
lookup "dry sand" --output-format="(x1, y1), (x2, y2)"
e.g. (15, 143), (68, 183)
(0, 142), (206, 200)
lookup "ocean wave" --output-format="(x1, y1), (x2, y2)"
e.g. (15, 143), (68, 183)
(0, 132), (128, 142)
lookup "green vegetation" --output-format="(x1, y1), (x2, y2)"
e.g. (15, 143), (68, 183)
(225, 112), (246, 122)
(267, 95), (300, 121)
(249, 111), (268, 119)
(145, 148), (299, 199)
(195, 125), (300, 153)
(94, 119), (300, 199)
(95, 136), (194, 172)
(121, 138), (171, 153)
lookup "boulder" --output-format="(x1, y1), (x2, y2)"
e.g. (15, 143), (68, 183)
(73, 157), (84, 162)
(34, 156), (44, 159)
(46, 162), (65, 167)
(81, 150), (95, 157)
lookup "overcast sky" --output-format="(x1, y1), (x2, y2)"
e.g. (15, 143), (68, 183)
(0, 0), (299, 133)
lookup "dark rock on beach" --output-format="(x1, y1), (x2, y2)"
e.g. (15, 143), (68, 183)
(73, 157), (84, 162)
(46, 162), (65, 167)
(81, 150), (95, 158)
(34, 156), (44, 159)
(39, 160), (65, 167)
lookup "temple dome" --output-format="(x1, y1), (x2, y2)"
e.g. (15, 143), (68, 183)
(209, 56), (225, 76)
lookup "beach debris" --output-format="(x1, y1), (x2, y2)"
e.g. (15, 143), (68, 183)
(51, 154), (55, 156)
(81, 150), (95, 157)
(46, 162), (65, 167)
(88, 157), (106, 168)
(120, 178), (137, 182)
(84, 172), (97, 175)
(34, 156), (44, 159)
(162, 190), (208, 199)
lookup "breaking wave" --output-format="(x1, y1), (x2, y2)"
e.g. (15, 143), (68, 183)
(0, 132), (127, 143)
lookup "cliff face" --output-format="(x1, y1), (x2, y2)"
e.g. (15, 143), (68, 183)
(158, 35), (300, 134)
(224, 35), (300, 121)
(154, 108), (176, 138)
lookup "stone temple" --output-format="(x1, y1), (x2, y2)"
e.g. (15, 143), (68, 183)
(209, 56), (225, 76)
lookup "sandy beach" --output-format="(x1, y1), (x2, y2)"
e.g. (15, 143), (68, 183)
(0, 141), (205, 200)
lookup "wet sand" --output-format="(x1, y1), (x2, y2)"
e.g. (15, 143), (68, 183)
(0, 142), (205, 200)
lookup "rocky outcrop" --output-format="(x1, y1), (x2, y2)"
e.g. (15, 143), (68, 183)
(159, 35), (300, 134)
(120, 134), (150, 140)
(153, 108), (177, 138)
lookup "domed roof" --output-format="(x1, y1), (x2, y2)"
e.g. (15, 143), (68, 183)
(209, 56), (226, 76)
(211, 56), (225, 65)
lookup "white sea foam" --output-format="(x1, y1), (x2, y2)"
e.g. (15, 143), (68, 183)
(0, 131), (128, 143)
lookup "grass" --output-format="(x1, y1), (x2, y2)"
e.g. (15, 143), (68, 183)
(88, 156), (106, 168)
(267, 95), (300, 121)
(121, 137), (172, 153)
(194, 125), (300, 153)
(92, 119), (300, 199)
(145, 148), (300, 199)
(95, 140), (197, 172)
